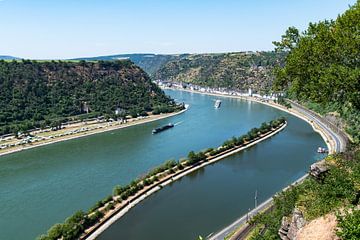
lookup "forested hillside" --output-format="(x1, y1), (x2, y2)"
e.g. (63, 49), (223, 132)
(273, 1), (360, 143)
(153, 51), (285, 91)
(0, 60), (175, 135)
(75, 52), (285, 92)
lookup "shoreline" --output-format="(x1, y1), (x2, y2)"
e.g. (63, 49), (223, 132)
(84, 122), (287, 240)
(82, 87), (336, 240)
(163, 87), (335, 153)
(0, 108), (187, 158)
(172, 87), (347, 240)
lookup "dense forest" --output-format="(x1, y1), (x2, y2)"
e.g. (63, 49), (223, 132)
(153, 51), (286, 92)
(273, 1), (360, 143)
(0, 60), (176, 135)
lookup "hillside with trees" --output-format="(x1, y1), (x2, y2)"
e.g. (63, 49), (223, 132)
(273, 1), (360, 143)
(153, 51), (285, 92)
(247, 2), (360, 240)
(75, 52), (286, 92)
(0, 60), (176, 135)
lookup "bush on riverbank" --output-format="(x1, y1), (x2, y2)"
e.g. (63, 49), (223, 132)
(276, 97), (292, 109)
(38, 117), (286, 240)
(209, 117), (285, 157)
(37, 210), (103, 240)
(152, 103), (185, 115)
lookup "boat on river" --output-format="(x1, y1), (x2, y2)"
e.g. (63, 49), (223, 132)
(214, 100), (221, 108)
(317, 147), (328, 153)
(152, 123), (174, 134)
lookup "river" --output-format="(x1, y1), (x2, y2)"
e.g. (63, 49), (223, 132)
(0, 89), (324, 240)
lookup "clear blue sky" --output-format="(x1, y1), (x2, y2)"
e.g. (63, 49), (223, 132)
(0, 0), (356, 59)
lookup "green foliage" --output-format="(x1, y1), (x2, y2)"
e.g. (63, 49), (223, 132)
(37, 210), (90, 240)
(273, 1), (360, 142)
(113, 185), (125, 196)
(147, 159), (177, 177)
(250, 185), (303, 240)
(209, 118), (285, 157)
(152, 105), (177, 115)
(251, 148), (360, 239)
(337, 209), (360, 240)
(305, 101), (360, 144)
(276, 96), (292, 109)
(0, 60), (175, 135)
(273, 27), (300, 52)
(187, 151), (206, 165)
(154, 52), (286, 91)
(86, 210), (104, 226)
(105, 202), (115, 211)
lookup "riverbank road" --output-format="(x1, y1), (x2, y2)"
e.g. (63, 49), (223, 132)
(288, 100), (347, 153)
(208, 102), (348, 240)
(208, 197), (273, 240)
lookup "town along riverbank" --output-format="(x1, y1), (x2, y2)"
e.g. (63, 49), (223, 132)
(38, 118), (287, 240)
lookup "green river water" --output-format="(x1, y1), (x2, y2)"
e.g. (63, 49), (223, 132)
(0, 90), (324, 239)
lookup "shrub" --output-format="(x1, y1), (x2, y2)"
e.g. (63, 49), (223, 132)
(113, 185), (125, 196)
(337, 209), (360, 240)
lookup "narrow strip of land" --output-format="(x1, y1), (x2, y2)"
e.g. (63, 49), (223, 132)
(0, 108), (187, 158)
(83, 122), (287, 240)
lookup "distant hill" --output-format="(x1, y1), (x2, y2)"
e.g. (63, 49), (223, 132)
(153, 51), (286, 92)
(0, 60), (175, 135)
(75, 52), (285, 92)
(73, 54), (189, 76)
(0, 55), (19, 60)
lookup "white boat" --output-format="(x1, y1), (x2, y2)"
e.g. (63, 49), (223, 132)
(214, 100), (221, 108)
(317, 147), (328, 153)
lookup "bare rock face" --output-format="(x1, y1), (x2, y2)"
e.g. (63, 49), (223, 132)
(310, 160), (329, 180)
(279, 216), (291, 240)
(279, 208), (307, 240)
(297, 213), (339, 240)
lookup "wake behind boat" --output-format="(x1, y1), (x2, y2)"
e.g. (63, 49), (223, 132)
(152, 123), (174, 134)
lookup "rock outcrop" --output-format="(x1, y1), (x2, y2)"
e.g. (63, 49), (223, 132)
(310, 160), (330, 180)
(279, 208), (307, 240)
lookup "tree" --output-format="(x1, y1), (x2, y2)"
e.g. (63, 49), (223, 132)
(272, 1), (360, 142)
(273, 27), (300, 52)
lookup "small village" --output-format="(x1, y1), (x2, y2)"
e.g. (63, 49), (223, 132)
(155, 80), (283, 101)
